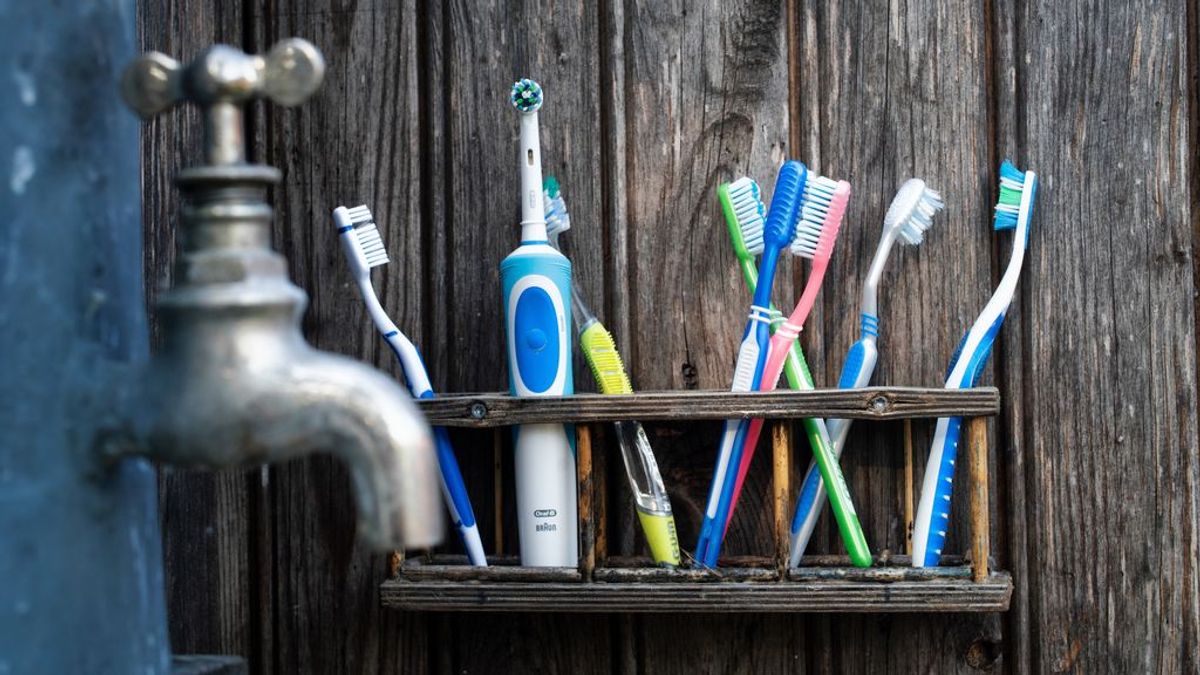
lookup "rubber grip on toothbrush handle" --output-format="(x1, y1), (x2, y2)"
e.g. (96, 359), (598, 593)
(913, 416), (962, 567)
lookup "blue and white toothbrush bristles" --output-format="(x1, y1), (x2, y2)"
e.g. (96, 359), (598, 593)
(544, 190), (570, 238)
(993, 161), (1026, 231)
(728, 177), (766, 255)
(344, 205), (390, 268)
(790, 175), (843, 259)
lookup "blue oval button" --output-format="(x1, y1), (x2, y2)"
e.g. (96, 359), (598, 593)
(513, 286), (559, 393)
(526, 328), (547, 351)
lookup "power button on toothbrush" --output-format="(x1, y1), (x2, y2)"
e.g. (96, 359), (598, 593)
(525, 328), (548, 351)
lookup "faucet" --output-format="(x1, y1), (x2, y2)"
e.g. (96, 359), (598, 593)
(111, 39), (443, 551)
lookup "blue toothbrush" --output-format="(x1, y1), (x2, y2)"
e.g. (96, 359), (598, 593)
(332, 205), (487, 566)
(695, 160), (807, 567)
(912, 161), (1036, 567)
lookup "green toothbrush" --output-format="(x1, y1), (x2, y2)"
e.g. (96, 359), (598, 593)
(717, 177), (870, 567)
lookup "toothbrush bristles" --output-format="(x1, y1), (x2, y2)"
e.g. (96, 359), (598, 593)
(993, 160), (1027, 231)
(898, 188), (943, 246)
(355, 223), (390, 268)
(728, 178), (766, 255)
(544, 186), (571, 238)
(790, 176), (849, 260)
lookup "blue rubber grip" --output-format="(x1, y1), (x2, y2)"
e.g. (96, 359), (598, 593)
(763, 161), (807, 246)
(921, 416), (964, 566)
(433, 425), (477, 529)
(837, 341), (867, 389)
(790, 461), (823, 534)
(513, 286), (561, 394)
(920, 313), (1006, 565)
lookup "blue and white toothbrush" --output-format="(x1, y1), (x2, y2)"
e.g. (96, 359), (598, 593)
(788, 178), (944, 566)
(695, 160), (807, 567)
(502, 78), (579, 567)
(332, 204), (487, 566)
(912, 161), (1037, 567)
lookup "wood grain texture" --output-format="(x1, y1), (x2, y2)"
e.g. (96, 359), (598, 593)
(1002, 0), (1200, 672)
(139, 0), (1200, 672)
(381, 574), (1012, 613)
(248, 1), (431, 673)
(136, 0), (258, 665)
(417, 387), (999, 426)
(793, 0), (1007, 670)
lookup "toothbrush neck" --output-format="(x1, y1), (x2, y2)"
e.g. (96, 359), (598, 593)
(519, 112), (544, 228)
(521, 222), (548, 243)
(860, 229), (896, 318)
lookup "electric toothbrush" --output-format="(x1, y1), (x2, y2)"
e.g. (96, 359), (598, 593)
(502, 79), (578, 567)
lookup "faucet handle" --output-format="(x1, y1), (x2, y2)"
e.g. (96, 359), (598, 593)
(121, 39), (325, 164)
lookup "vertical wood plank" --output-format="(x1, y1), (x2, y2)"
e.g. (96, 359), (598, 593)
(1003, 0), (1200, 671)
(967, 417), (989, 583)
(137, 0), (257, 665)
(431, 1), (614, 671)
(578, 425), (596, 578)
(903, 419), (914, 555)
(772, 421), (791, 572)
(247, 1), (431, 672)
(610, 0), (804, 670)
(794, 0), (1004, 669)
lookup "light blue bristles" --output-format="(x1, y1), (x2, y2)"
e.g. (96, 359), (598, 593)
(511, 78), (544, 113)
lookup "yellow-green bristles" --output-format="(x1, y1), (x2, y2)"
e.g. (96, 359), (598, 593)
(580, 322), (633, 395)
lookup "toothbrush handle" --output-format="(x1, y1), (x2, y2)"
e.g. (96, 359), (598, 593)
(381, 330), (488, 567)
(432, 426), (487, 566)
(695, 308), (770, 565)
(790, 330), (879, 564)
(724, 332), (871, 568)
(912, 416), (962, 567)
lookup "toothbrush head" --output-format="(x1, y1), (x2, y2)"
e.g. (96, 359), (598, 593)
(543, 176), (571, 238)
(763, 161), (808, 250)
(510, 78), (543, 113)
(332, 204), (389, 277)
(884, 178), (944, 246)
(994, 160), (1035, 231)
(790, 175), (850, 262)
(717, 177), (766, 258)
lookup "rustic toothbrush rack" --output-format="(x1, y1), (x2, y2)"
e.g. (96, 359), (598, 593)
(380, 387), (1011, 613)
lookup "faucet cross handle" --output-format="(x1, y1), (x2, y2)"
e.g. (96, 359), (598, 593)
(120, 38), (325, 165)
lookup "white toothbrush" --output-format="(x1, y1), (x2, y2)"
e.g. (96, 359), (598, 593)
(789, 178), (943, 563)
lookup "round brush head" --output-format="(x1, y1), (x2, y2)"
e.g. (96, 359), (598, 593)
(510, 78), (543, 113)
(884, 178), (943, 245)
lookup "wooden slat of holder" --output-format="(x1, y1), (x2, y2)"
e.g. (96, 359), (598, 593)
(382, 387), (1007, 613)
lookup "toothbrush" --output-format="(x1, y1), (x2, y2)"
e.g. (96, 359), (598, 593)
(694, 161), (808, 567)
(712, 175), (872, 568)
(789, 178), (944, 564)
(912, 160), (1036, 567)
(501, 79), (579, 567)
(716, 177), (866, 567)
(332, 204), (487, 566)
(544, 177), (681, 566)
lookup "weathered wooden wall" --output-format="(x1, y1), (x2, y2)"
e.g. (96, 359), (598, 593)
(138, 0), (1200, 672)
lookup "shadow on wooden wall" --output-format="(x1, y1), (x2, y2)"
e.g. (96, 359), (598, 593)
(139, 0), (1199, 673)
